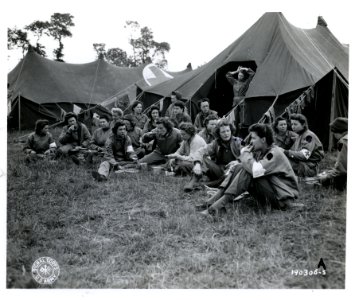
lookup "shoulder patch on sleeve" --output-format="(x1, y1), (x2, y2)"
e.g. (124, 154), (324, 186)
(305, 135), (312, 143)
(266, 152), (273, 161)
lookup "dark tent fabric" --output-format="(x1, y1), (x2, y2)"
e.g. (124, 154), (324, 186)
(7, 50), (191, 129)
(140, 12), (348, 148)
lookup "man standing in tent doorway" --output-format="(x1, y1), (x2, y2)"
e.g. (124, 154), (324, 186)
(226, 66), (255, 132)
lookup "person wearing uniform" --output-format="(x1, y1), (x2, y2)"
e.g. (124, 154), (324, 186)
(198, 123), (299, 216)
(125, 100), (148, 130)
(23, 119), (57, 162)
(308, 117), (348, 191)
(273, 116), (298, 150)
(170, 101), (192, 128)
(92, 120), (138, 181)
(58, 112), (91, 160)
(185, 119), (242, 191)
(167, 122), (207, 176)
(198, 114), (218, 144)
(139, 117), (182, 166)
(283, 114), (324, 177)
(226, 66), (255, 108)
(193, 98), (218, 131)
(86, 115), (112, 163)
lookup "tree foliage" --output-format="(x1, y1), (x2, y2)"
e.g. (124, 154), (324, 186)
(24, 21), (50, 57)
(93, 20), (170, 68)
(8, 13), (74, 61)
(7, 28), (29, 55)
(48, 13), (75, 61)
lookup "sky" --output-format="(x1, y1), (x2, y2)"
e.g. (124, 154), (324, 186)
(1, 0), (359, 298)
(3, 0), (355, 72)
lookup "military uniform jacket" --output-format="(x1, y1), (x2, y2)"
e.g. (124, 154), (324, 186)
(24, 132), (56, 154)
(104, 135), (137, 162)
(274, 130), (298, 150)
(89, 127), (112, 150)
(193, 110), (218, 130)
(326, 134), (348, 179)
(142, 128), (182, 155)
(193, 136), (242, 164)
(241, 145), (299, 200)
(286, 129), (324, 164)
(59, 122), (91, 147)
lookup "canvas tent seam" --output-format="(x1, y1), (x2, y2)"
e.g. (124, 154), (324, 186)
(87, 58), (102, 109)
(300, 29), (334, 71)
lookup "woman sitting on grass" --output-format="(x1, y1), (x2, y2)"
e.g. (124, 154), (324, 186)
(306, 117), (348, 191)
(272, 116), (297, 150)
(92, 120), (138, 182)
(23, 119), (57, 162)
(139, 117), (182, 166)
(284, 113), (324, 178)
(183, 119), (242, 192)
(124, 100), (148, 130)
(167, 122), (206, 176)
(197, 123), (299, 217)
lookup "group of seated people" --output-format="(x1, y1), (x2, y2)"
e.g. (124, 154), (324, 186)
(23, 94), (348, 217)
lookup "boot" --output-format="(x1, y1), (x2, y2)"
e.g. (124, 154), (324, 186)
(184, 174), (202, 192)
(207, 194), (233, 215)
(195, 188), (224, 211)
(92, 171), (107, 182)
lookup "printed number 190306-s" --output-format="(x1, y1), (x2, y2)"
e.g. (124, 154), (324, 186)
(291, 269), (326, 276)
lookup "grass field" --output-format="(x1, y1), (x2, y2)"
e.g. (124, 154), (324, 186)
(6, 129), (346, 289)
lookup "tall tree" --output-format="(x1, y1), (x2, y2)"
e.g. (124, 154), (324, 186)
(48, 13), (75, 61)
(126, 21), (170, 68)
(92, 21), (170, 68)
(8, 13), (75, 61)
(24, 21), (49, 57)
(106, 48), (131, 67)
(7, 28), (29, 56)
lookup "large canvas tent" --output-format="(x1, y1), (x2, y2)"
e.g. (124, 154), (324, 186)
(7, 49), (191, 129)
(140, 12), (348, 149)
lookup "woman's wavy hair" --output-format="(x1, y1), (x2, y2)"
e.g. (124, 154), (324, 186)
(290, 113), (308, 131)
(147, 105), (160, 121)
(249, 123), (275, 146)
(214, 119), (235, 139)
(272, 116), (289, 133)
(156, 117), (174, 132)
(130, 100), (144, 112)
(112, 120), (127, 135)
(204, 114), (219, 127)
(35, 119), (49, 134)
(179, 122), (196, 137)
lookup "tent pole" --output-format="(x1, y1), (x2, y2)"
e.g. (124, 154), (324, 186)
(18, 93), (21, 131)
(328, 71), (337, 151)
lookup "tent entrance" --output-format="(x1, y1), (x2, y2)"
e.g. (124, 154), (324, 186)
(193, 61), (257, 117)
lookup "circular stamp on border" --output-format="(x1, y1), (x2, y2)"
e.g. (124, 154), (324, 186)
(31, 257), (60, 285)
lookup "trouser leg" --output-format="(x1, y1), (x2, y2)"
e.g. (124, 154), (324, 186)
(58, 144), (75, 156)
(174, 160), (194, 176)
(209, 168), (252, 211)
(203, 157), (224, 180)
(98, 161), (111, 178)
(249, 177), (279, 208)
(139, 151), (166, 165)
(290, 160), (318, 177)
